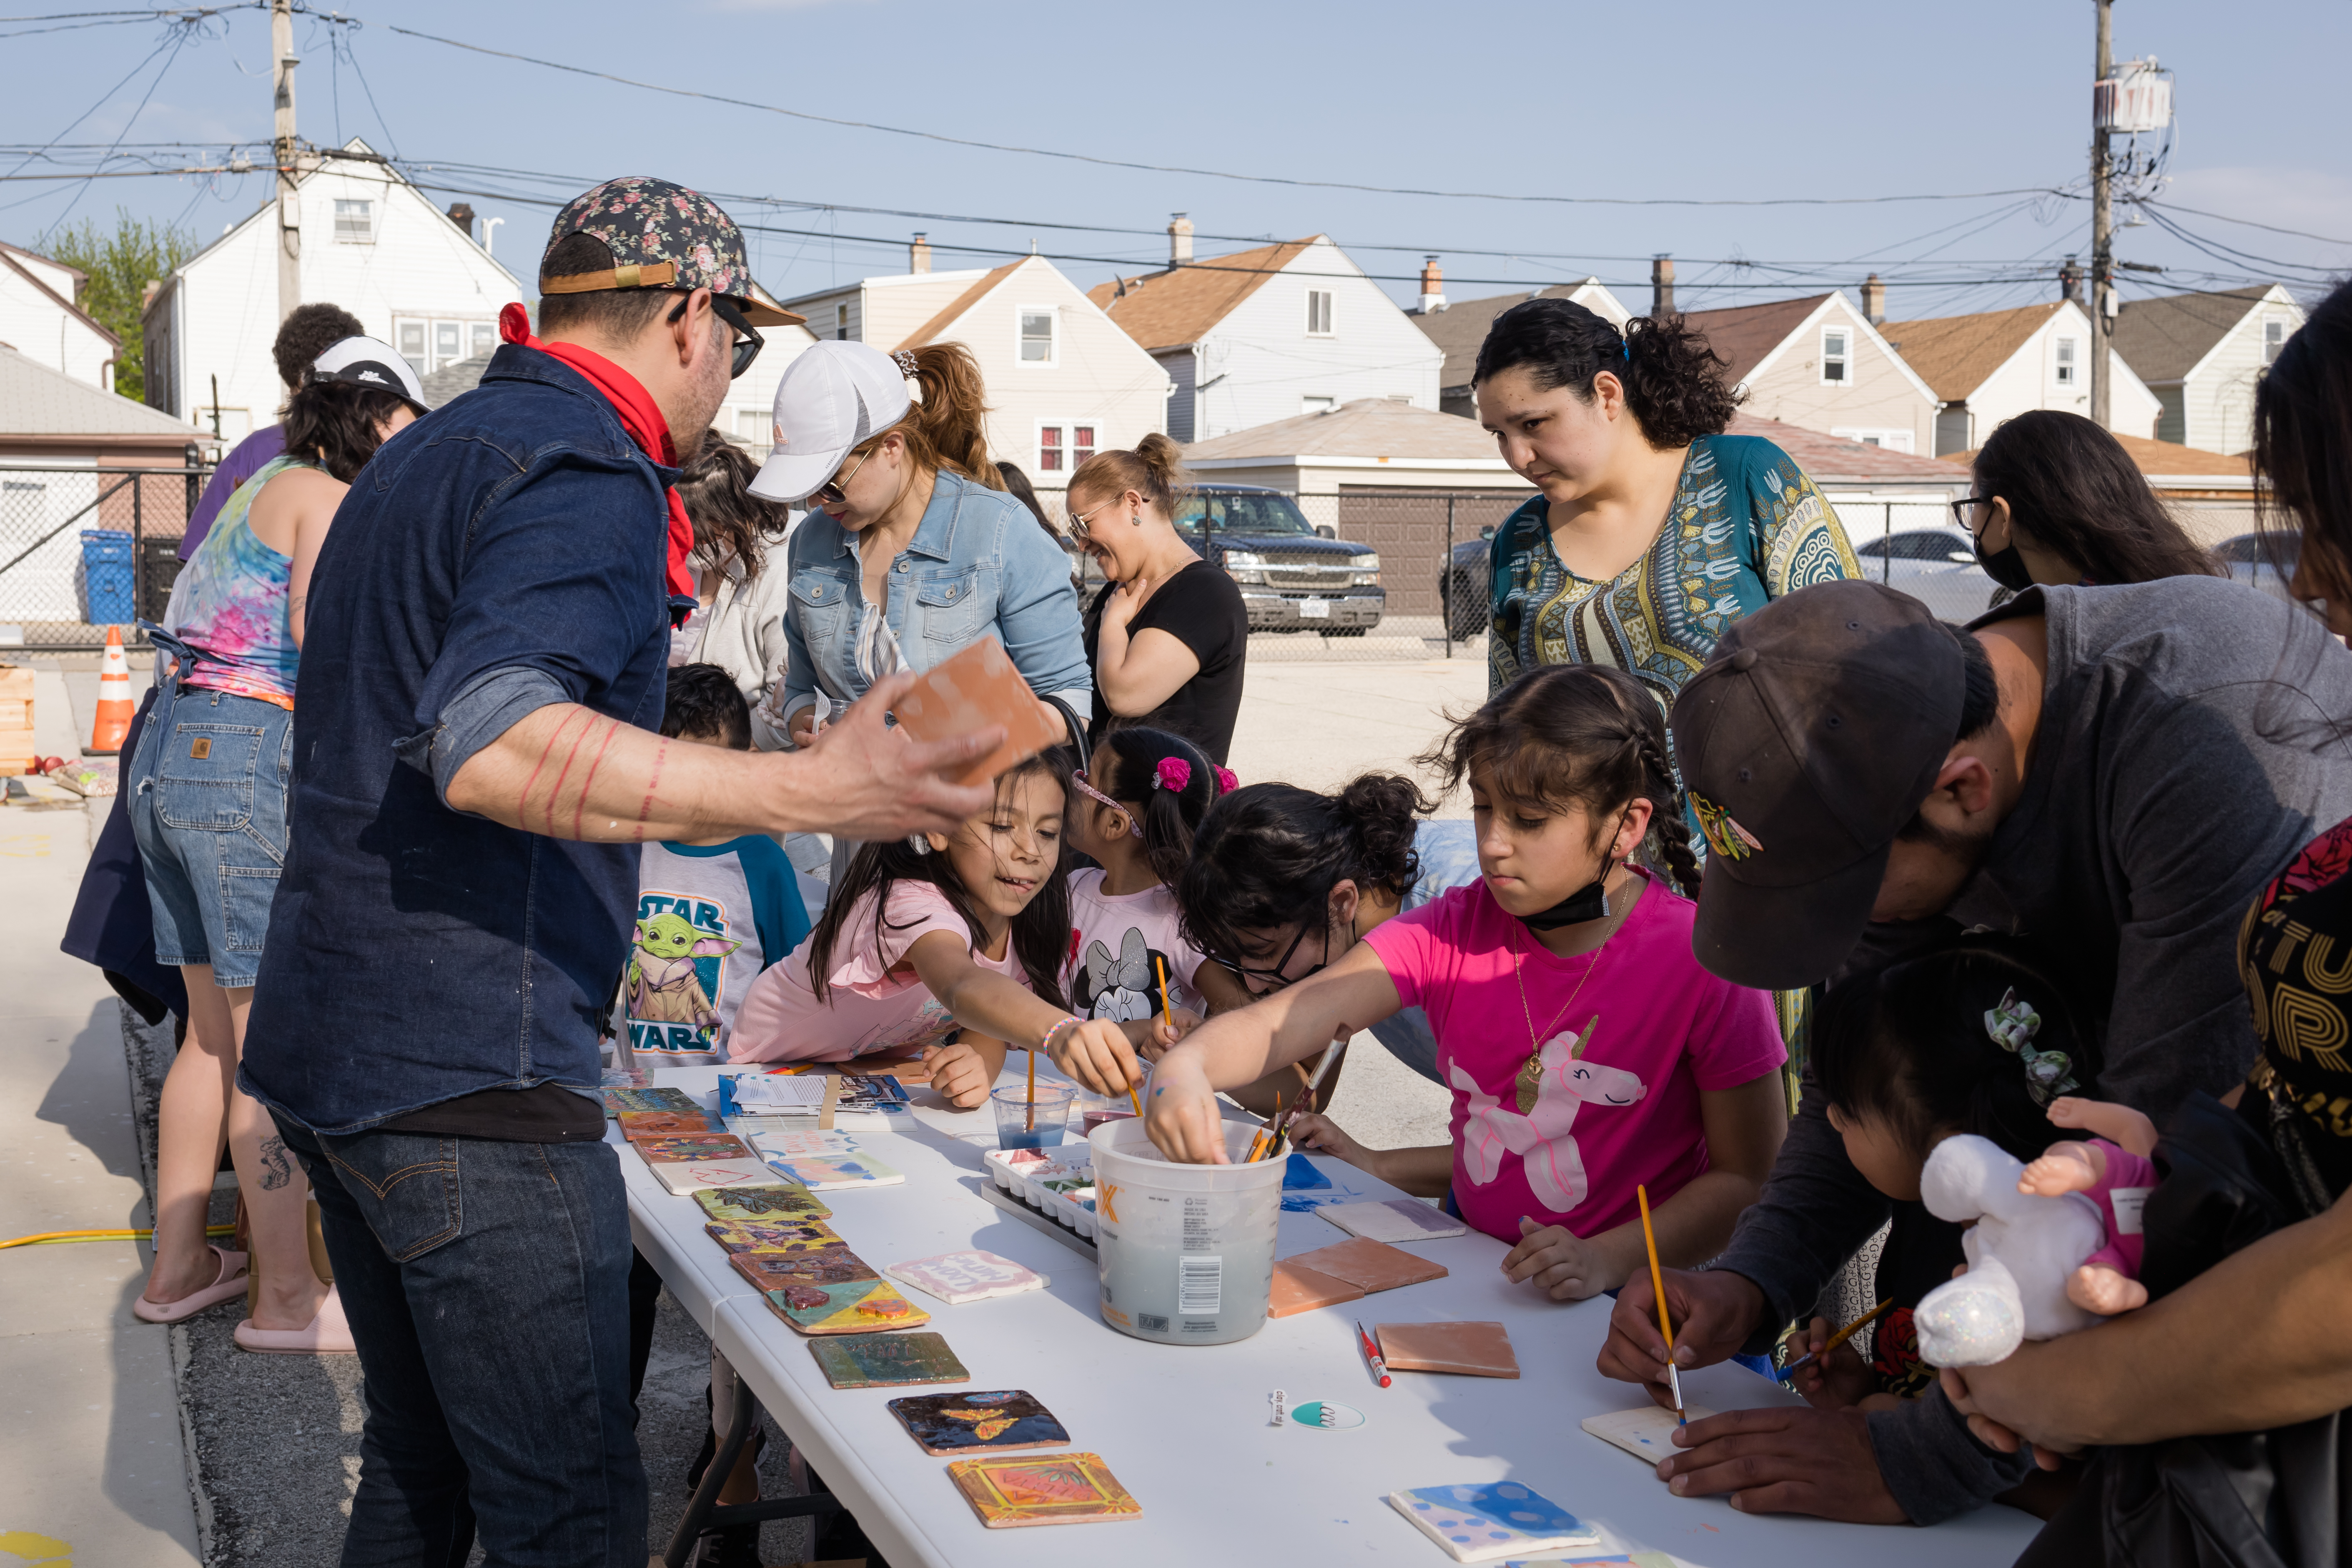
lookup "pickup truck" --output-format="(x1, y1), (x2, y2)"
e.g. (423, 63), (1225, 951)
(1172, 484), (1384, 636)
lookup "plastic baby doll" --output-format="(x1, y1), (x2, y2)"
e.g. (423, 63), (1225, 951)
(2015, 1095), (2160, 1315)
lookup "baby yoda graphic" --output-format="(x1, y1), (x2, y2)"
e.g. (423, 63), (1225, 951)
(626, 912), (741, 1032)
(1449, 1015), (1646, 1213)
(1077, 928), (1161, 1023)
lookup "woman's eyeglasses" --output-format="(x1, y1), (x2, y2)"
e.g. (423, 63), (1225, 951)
(813, 445), (876, 507)
(1949, 496), (1989, 532)
(666, 291), (764, 380)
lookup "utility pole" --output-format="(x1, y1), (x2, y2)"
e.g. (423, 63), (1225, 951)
(2088, 0), (2114, 431)
(271, 0), (299, 324)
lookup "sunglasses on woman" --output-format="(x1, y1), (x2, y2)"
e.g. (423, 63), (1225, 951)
(666, 291), (764, 380)
(813, 444), (876, 507)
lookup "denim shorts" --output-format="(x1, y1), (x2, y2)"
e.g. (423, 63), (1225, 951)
(128, 680), (294, 988)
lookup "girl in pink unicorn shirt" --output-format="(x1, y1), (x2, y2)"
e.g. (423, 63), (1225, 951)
(1066, 665), (1789, 1301)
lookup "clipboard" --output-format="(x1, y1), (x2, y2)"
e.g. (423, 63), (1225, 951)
(890, 636), (1067, 788)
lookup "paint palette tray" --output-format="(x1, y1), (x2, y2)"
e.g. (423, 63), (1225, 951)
(982, 1148), (1100, 1239)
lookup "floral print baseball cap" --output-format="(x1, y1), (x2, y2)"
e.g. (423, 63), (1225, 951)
(540, 176), (802, 326)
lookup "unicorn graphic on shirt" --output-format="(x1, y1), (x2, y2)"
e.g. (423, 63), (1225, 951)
(1449, 1014), (1646, 1213)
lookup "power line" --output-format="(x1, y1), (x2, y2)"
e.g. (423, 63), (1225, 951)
(2142, 198), (2352, 250)
(40, 10), (196, 237)
(380, 23), (2076, 211)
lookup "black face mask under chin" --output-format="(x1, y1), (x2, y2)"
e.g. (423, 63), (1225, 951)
(1520, 866), (1615, 932)
(1973, 530), (2036, 593)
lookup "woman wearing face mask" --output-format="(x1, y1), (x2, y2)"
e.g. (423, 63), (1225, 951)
(1959, 409), (2223, 598)
(1477, 299), (1860, 702)
(750, 340), (1091, 761)
(1071, 433), (1249, 764)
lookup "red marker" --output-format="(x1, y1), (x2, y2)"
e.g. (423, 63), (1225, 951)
(1355, 1320), (1392, 1389)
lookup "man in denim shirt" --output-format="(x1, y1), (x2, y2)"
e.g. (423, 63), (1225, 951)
(242, 179), (999, 1566)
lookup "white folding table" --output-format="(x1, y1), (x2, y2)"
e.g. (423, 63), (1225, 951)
(624, 1065), (2043, 1567)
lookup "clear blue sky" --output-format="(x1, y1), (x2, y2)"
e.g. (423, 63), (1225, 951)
(6, 0), (2347, 319)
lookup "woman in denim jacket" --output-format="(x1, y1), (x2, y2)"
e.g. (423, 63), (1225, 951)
(750, 341), (1091, 752)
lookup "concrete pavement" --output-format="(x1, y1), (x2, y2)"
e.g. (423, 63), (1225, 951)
(0, 808), (203, 1568)
(1225, 655), (1485, 813)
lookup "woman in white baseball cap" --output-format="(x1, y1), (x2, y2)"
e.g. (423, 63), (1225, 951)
(126, 332), (424, 1355)
(750, 339), (1090, 758)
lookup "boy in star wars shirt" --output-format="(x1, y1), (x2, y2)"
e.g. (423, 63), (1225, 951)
(622, 665), (809, 1065)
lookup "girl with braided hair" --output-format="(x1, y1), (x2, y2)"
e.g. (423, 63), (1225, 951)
(1057, 665), (1791, 1299)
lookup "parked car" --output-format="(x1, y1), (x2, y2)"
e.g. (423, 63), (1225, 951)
(1848, 525), (2003, 621)
(1439, 525), (1498, 641)
(1168, 485), (1384, 636)
(2214, 531), (2298, 604)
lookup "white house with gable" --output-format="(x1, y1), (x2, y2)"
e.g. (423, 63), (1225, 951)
(0, 239), (117, 391)
(1882, 299), (2161, 455)
(780, 244), (1168, 487)
(141, 138), (522, 442)
(1088, 223), (1443, 444)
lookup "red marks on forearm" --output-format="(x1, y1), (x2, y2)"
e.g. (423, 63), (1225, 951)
(576, 716), (622, 843)
(635, 739), (667, 843)
(542, 710), (597, 838)
(518, 708), (582, 835)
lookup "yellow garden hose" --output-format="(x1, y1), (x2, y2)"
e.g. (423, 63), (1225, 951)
(0, 1224), (237, 1251)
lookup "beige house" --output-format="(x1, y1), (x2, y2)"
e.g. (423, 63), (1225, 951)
(0, 240), (117, 391)
(1406, 270), (1632, 418)
(782, 248), (1169, 487)
(2113, 285), (2305, 454)
(1886, 300), (2162, 455)
(1682, 291), (1938, 455)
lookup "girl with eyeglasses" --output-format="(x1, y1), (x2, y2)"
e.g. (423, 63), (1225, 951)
(1957, 409), (2222, 597)
(1063, 665), (1788, 1302)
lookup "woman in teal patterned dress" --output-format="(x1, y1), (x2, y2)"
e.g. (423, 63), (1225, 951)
(1476, 298), (1860, 1072)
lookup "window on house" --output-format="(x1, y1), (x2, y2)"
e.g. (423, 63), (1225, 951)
(736, 409), (771, 446)
(1020, 310), (1056, 365)
(471, 322), (496, 360)
(2055, 337), (2078, 385)
(1820, 328), (1849, 384)
(397, 319), (426, 379)
(835, 304), (848, 342)
(333, 199), (374, 243)
(1830, 426), (1915, 454)
(1302, 396), (1336, 415)
(1306, 290), (1334, 336)
(436, 322), (461, 364)
(2266, 318), (2289, 365)
(1037, 423), (1095, 474)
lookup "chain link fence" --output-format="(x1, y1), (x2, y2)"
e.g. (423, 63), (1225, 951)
(0, 465), (201, 652)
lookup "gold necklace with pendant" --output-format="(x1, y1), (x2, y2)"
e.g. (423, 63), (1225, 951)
(1510, 869), (1631, 1114)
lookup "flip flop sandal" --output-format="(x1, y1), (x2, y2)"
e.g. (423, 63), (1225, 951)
(133, 1244), (250, 1325)
(233, 1284), (357, 1355)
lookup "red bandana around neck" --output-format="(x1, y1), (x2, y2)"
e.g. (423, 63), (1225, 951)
(499, 302), (697, 609)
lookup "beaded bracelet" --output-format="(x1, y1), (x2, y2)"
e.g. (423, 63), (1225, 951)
(1038, 1015), (1085, 1056)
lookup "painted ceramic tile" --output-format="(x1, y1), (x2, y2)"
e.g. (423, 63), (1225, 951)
(758, 1151), (905, 1190)
(634, 1134), (757, 1164)
(884, 1250), (1049, 1305)
(730, 1246), (877, 1293)
(757, 1274), (930, 1334)
(1385, 1483), (1599, 1564)
(1374, 1321), (1520, 1378)
(743, 1127), (861, 1159)
(599, 1066), (648, 1089)
(888, 1390), (1067, 1455)
(945, 1453), (1141, 1528)
(807, 1331), (970, 1390)
(600, 1085), (698, 1116)
(703, 1219), (838, 1253)
(1286, 1237), (1448, 1293)
(617, 1110), (722, 1140)
(1318, 1197), (1468, 1244)
(1267, 1259), (1366, 1318)
(694, 1184), (830, 1224)
(648, 1159), (783, 1196)
(1580, 1405), (1718, 1465)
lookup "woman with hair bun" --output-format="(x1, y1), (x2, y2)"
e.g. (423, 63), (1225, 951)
(1475, 299), (1861, 702)
(1069, 432), (1249, 764)
(1170, 773), (1482, 1083)
(752, 339), (1090, 757)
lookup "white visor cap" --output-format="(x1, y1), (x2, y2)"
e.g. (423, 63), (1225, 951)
(308, 335), (429, 413)
(749, 340), (916, 504)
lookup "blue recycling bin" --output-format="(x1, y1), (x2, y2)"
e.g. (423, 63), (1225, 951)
(80, 529), (135, 627)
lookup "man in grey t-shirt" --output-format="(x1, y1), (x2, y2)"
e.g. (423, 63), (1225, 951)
(1597, 577), (2352, 1525)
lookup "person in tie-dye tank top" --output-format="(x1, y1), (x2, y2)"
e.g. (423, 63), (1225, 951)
(128, 336), (426, 1355)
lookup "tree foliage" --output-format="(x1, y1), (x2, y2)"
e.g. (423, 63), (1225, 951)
(42, 208), (196, 403)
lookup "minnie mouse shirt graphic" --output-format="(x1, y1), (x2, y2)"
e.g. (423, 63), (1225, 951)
(1364, 872), (1785, 1243)
(1061, 868), (1207, 1022)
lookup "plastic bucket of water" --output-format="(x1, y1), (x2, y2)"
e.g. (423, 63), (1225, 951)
(1090, 1116), (1285, 1346)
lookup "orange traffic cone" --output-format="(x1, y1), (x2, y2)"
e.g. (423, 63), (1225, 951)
(89, 625), (133, 755)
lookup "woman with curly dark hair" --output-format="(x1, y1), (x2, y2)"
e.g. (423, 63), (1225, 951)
(1474, 299), (1861, 701)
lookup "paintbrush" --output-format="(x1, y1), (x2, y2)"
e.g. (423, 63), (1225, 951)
(1269, 1029), (1352, 1152)
(1137, 958), (1170, 1118)
(1637, 1184), (1684, 1425)
(1779, 1299), (1893, 1381)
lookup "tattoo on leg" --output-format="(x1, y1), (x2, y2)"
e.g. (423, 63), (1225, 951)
(258, 1135), (293, 1190)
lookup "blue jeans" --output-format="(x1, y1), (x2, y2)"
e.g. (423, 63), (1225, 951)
(277, 1117), (647, 1568)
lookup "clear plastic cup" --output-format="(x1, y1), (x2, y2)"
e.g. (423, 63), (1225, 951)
(992, 1082), (1075, 1150)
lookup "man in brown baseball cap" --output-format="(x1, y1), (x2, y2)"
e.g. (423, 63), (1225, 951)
(1595, 574), (2352, 1527)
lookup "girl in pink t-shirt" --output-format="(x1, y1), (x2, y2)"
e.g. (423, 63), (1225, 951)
(1066, 665), (1789, 1301)
(729, 752), (1172, 1107)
